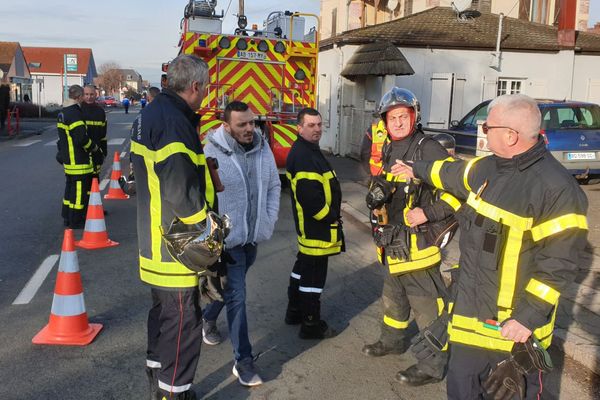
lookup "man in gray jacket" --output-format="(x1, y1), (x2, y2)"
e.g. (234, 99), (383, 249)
(202, 101), (281, 387)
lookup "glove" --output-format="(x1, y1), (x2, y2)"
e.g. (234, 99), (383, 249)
(91, 147), (105, 166)
(411, 312), (449, 362)
(482, 358), (526, 400)
(366, 176), (395, 210)
(483, 337), (553, 400)
(387, 228), (410, 261)
(373, 224), (397, 247)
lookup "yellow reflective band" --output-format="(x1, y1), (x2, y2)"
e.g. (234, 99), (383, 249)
(448, 302), (454, 314)
(57, 120), (85, 131)
(462, 156), (485, 192)
(179, 207), (207, 225)
(131, 141), (204, 166)
(467, 192), (533, 231)
(139, 256), (199, 288)
(384, 315), (409, 329)
(526, 278), (560, 305)
(384, 171), (407, 183)
(369, 159), (383, 167)
(437, 297), (445, 316)
(298, 236), (342, 256)
(387, 246), (441, 275)
(272, 133), (288, 147)
(63, 164), (94, 174)
(531, 213), (588, 242)
(83, 139), (93, 150)
(497, 228), (524, 309)
(449, 314), (514, 352)
(430, 157), (454, 189)
(440, 192), (461, 211)
(75, 180), (83, 207)
(145, 158), (163, 261)
(85, 120), (106, 126)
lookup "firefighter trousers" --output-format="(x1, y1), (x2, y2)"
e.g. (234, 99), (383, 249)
(147, 288), (202, 395)
(288, 253), (329, 321)
(380, 264), (448, 379)
(62, 173), (92, 227)
(447, 343), (543, 400)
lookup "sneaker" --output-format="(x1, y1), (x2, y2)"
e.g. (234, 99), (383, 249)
(232, 357), (263, 387)
(202, 319), (222, 345)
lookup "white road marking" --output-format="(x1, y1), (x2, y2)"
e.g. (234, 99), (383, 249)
(13, 139), (42, 147)
(120, 151), (127, 159)
(13, 254), (60, 305)
(44, 139), (58, 146)
(108, 138), (125, 145)
(100, 178), (110, 191)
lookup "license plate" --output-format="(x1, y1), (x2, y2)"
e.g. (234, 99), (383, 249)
(237, 51), (266, 60)
(567, 152), (596, 160)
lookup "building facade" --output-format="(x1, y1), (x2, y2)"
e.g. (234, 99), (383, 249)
(0, 42), (32, 102)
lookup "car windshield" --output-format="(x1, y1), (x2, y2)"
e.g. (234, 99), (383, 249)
(541, 105), (600, 130)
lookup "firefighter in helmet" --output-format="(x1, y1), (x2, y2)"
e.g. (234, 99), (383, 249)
(363, 87), (460, 386)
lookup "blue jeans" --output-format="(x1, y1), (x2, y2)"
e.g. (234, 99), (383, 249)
(203, 243), (257, 361)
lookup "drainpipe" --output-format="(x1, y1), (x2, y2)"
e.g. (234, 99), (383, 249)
(335, 43), (344, 155)
(490, 13), (504, 70)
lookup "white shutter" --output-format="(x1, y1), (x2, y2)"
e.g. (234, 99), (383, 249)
(481, 76), (497, 101)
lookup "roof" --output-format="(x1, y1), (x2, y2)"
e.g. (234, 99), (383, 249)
(22, 47), (93, 75)
(320, 7), (600, 54)
(0, 42), (19, 76)
(119, 69), (142, 79)
(341, 41), (414, 79)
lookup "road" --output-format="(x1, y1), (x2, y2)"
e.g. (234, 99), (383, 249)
(0, 108), (597, 399)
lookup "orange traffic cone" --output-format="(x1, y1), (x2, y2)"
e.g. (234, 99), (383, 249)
(104, 151), (130, 200)
(32, 229), (103, 345)
(75, 178), (119, 249)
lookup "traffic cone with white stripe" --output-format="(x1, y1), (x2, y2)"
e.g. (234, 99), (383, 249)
(76, 178), (119, 249)
(32, 229), (103, 345)
(104, 151), (130, 200)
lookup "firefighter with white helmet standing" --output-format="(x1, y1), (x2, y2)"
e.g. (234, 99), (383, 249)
(363, 87), (460, 386)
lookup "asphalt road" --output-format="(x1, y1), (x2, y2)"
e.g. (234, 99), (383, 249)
(0, 108), (596, 399)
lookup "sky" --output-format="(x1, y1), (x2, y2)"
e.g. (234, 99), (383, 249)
(1, 0), (598, 86)
(0, 0), (320, 86)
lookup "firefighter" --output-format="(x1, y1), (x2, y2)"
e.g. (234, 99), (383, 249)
(285, 107), (344, 339)
(363, 87), (460, 386)
(57, 84), (104, 229)
(360, 113), (388, 176)
(82, 84), (107, 179)
(394, 94), (588, 399)
(130, 54), (216, 400)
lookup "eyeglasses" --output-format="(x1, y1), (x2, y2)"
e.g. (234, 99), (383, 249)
(482, 122), (519, 135)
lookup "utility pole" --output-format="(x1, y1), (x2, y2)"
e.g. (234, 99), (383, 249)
(239, 0), (244, 16)
(63, 54), (68, 104)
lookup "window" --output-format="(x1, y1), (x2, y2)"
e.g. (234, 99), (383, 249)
(331, 8), (337, 36)
(541, 105), (600, 130)
(461, 103), (489, 128)
(531, 0), (550, 24)
(497, 79), (523, 96)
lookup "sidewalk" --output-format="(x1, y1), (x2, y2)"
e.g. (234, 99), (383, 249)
(328, 154), (600, 376)
(0, 118), (55, 140)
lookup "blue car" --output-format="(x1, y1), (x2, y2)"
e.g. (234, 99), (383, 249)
(448, 99), (600, 179)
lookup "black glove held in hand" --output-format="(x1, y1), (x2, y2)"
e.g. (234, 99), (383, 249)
(411, 312), (449, 361)
(91, 147), (105, 166)
(373, 225), (396, 247)
(482, 358), (526, 400)
(374, 225), (410, 261)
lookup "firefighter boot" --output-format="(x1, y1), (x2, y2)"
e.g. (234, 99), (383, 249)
(362, 324), (407, 357)
(145, 367), (159, 400)
(285, 279), (302, 325)
(299, 315), (336, 339)
(394, 364), (442, 387)
(158, 389), (197, 400)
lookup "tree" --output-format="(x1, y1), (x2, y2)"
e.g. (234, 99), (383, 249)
(97, 62), (123, 97)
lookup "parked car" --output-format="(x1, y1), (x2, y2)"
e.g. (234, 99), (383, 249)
(97, 96), (119, 108)
(448, 99), (600, 180)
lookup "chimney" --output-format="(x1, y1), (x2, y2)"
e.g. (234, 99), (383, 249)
(558, 0), (577, 48)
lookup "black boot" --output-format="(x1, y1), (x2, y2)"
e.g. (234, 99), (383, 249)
(299, 318), (336, 339)
(394, 364), (442, 386)
(158, 389), (197, 400)
(286, 279), (302, 325)
(145, 367), (159, 400)
(285, 306), (302, 325)
(362, 340), (407, 357)
(362, 324), (407, 357)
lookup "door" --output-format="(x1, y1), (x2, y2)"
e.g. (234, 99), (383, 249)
(427, 73), (453, 128)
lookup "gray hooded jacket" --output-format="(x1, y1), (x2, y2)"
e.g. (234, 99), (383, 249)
(204, 126), (281, 249)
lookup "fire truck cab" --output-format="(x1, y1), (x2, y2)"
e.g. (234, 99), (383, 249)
(172, 0), (319, 170)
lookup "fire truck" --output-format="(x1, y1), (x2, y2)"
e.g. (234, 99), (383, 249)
(166, 0), (319, 170)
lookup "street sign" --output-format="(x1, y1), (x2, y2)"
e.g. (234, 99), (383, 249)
(66, 54), (78, 72)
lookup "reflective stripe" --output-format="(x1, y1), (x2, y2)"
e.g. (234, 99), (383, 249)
(387, 246), (441, 275)
(83, 218), (107, 233)
(384, 315), (409, 329)
(290, 272), (301, 280)
(145, 158), (163, 262)
(440, 192), (461, 211)
(497, 228), (524, 309)
(531, 213), (588, 241)
(51, 293), (86, 317)
(466, 192), (533, 231)
(85, 120), (106, 126)
(63, 199), (85, 210)
(179, 207), (207, 225)
(58, 251), (79, 273)
(89, 191), (102, 205)
(383, 171), (407, 183)
(299, 286), (323, 293)
(526, 278), (560, 305)
(75, 180), (83, 208)
(139, 256), (198, 288)
(436, 297), (445, 316)
(313, 204), (330, 221)
(64, 163), (94, 174)
(146, 360), (161, 368)
(83, 139), (93, 151)
(158, 380), (191, 394)
(57, 121), (85, 131)
(109, 179), (121, 189)
(462, 156), (485, 192)
(430, 158), (455, 189)
(131, 140), (205, 166)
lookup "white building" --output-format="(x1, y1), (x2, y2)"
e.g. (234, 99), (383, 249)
(22, 47), (97, 106)
(317, 6), (600, 156)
